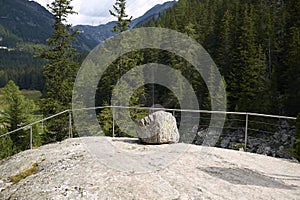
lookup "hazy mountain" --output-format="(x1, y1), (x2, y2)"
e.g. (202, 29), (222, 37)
(131, 0), (177, 27)
(74, 1), (177, 51)
(73, 21), (118, 51)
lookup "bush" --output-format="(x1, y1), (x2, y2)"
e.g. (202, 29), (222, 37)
(0, 134), (14, 160)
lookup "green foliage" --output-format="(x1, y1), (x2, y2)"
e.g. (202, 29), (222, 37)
(284, 27), (300, 116)
(96, 0), (147, 137)
(21, 90), (42, 106)
(38, 0), (79, 143)
(96, 51), (146, 137)
(0, 80), (37, 157)
(98, 105), (114, 137)
(0, 23), (21, 47)
(3, 81), (35, 130)
(0, 89), (42, 110)
(109, 0), (132, 32)
(0, 0), (57, 91)
(0, 49), (45, 90)
(0, 0), (53, 45)
(0, 135), (14, 160)
(1, 81), (35, 151)
(141, 0), (299, 116)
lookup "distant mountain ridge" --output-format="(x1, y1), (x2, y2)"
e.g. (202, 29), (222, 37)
(74, 1), (177, 51)
(0, 0), (177, 51)
(131, 1), (176, 28)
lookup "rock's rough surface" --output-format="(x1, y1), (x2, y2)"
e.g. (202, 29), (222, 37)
(194, 121), (297, 160)
(137, 111), (180, 144)
(0, 137), (300, 200)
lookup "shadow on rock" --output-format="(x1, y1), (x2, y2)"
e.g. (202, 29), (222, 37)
(198, 167), (297, 190)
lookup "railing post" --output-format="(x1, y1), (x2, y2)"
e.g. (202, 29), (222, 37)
(69, 111), (72, 138)
(41, 118), (44, 136)
(112, 107), (115, 138)
(244, 114), (249, 152)
(30, 126), (33, 150)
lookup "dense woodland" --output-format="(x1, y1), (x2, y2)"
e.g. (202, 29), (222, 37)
(140, 0), (300, 117)
(0, 0), (299, 160)
(0, 48), (44, 90)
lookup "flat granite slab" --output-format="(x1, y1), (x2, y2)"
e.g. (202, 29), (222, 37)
(0, 137), (299, 199)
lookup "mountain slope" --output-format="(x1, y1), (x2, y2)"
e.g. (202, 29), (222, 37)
(73, 21), (117, 51)
(0, 0), (52, 89)
(131, 0), (177, 27)
(0, 0), (53, 46)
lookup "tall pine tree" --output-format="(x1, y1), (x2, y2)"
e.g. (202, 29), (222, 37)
(233, 5), (269, 112)
(283, 0), (300, 116)
(109, 0), (132, 33)
(39, 0), (79, 143)
(1, 80), (35, 151)
(98, 0), (145, 137)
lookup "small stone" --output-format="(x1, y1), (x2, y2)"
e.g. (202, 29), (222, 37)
(281, 134), (289, 143)
(279, 146), (284, 151)
(221, 138), (230, 148)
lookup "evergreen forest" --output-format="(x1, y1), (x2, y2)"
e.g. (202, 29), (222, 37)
(142, 0), (300, 117)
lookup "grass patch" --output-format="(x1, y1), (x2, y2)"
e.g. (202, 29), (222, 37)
(10, 163), (39, 184)
(21, 90), (42, 104)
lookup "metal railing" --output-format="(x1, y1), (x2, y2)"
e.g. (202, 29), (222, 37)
(0, 106), (297, 156)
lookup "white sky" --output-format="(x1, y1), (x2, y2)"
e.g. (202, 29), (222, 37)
(33, 0), (173, 26)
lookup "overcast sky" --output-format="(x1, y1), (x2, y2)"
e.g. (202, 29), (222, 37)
(33, 0), (174, 26)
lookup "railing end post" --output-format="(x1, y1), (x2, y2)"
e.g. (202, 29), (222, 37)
(69, 111), (73, 138)
(244, 113), (249, 152)
(30, 125), (33, 150)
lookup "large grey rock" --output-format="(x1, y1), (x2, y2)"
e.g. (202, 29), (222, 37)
(137, 111), (180, 144)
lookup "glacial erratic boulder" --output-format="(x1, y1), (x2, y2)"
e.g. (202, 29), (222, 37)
(137, 111), (180, 144)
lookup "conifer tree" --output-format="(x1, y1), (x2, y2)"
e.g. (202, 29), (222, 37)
(39, 0), (79, 143)
(1, 80), (35, 151)
(109, 0), (132, 33)
(283, 0), (300, 116)
(97, 0), (145, 137)
(137, 0), (299, 116)
(284, 27), (300, 116)
(217, 10), (234, 78)
(233, 5), (269, 112)
(0, 134), (13, 160)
